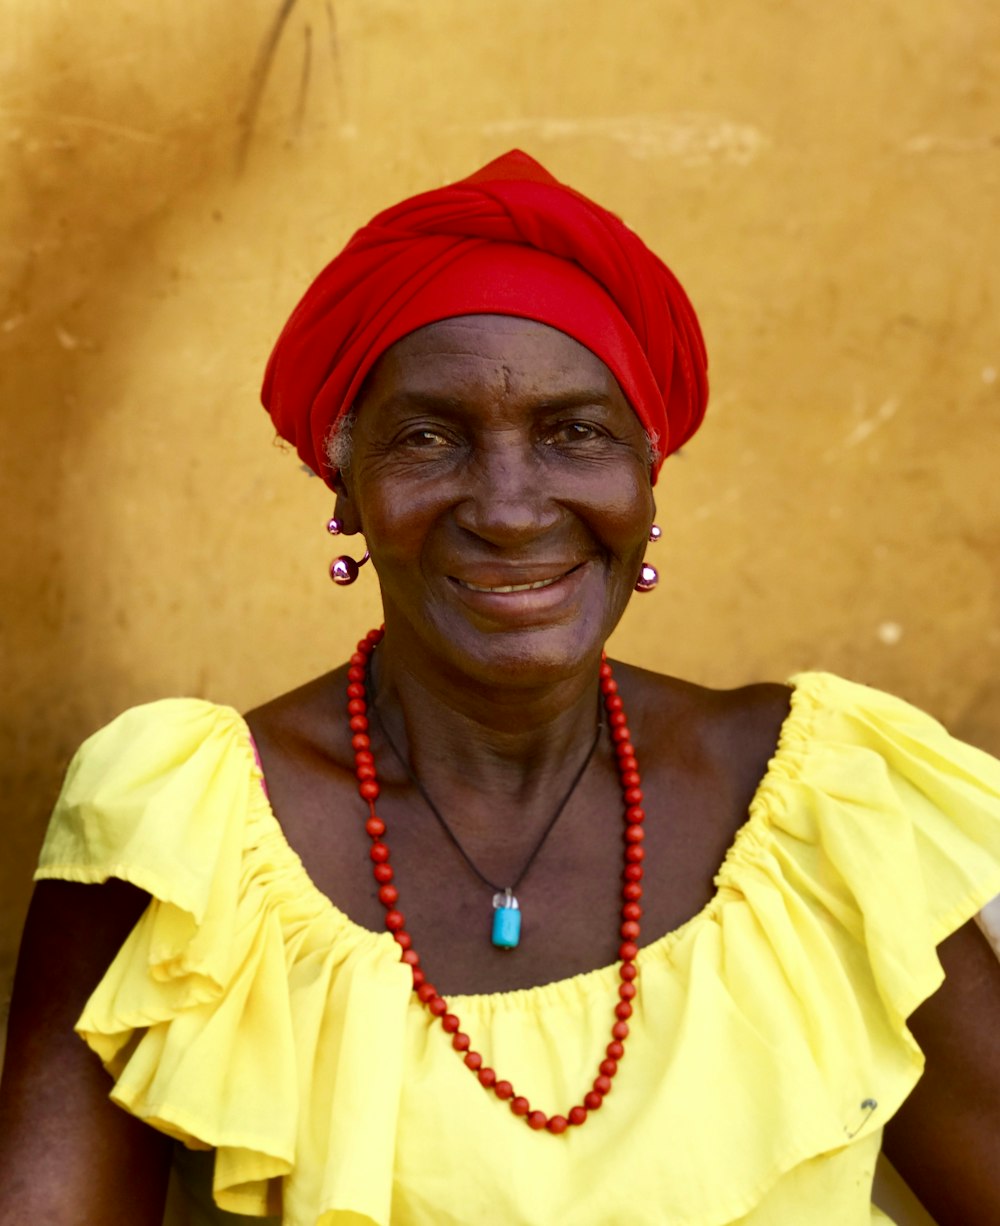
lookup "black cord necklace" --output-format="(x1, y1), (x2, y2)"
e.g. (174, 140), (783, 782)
(367, 687), (602, 950)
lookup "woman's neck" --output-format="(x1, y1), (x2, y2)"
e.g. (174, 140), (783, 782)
(368, 631), (608, 821)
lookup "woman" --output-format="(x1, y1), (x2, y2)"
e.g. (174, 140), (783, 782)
(1, 151), (999, 1226)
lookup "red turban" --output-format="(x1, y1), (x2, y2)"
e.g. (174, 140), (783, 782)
(262, 150), (708, 487)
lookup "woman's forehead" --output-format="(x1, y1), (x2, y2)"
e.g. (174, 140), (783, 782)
(361, 315), (627, 407)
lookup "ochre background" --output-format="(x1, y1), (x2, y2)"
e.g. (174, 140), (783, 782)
(1, 7), (997, 1211)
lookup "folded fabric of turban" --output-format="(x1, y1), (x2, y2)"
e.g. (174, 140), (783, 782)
(261, 149), (709, 487)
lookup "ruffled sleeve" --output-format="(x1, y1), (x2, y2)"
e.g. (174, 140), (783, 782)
(758, 673), (1000, 1023)
(35, 700), (413, 1223)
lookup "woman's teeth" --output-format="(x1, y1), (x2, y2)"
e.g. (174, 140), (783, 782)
(461, 576), (561, 593)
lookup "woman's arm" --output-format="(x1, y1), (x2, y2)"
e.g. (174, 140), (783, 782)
(0, 880), (173, 1226)
(882, 917), (1000, 1226)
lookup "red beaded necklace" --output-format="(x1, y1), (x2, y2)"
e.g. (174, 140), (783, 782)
(347, 627), (645, 1133)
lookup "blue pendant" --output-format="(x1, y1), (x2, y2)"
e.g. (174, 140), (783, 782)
(491, 889), (521, 949)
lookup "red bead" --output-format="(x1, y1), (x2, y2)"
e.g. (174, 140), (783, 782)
(349, 652), (366, 667)
(378, 883), (398, 905)
(347, 666), (364, 682)
(593, 1075), (613, 1096)
(624, 824), (644, 844)
(527, 1111), (547, 1130)
(615, 1001), (633, 1020)
(442, 1013), (460, 1033)
(618, 755), (637, 773)
(606, 1040), (625, 1060)
(620, 920), (640, 940)
(622, 902), (642, 921)
(623, 864), (644, 882)
(612, 1021), (630, 1041)
(621, 768), (640, 786)
(623, 882), (642, 901)
(583, 1091), (604, 1110)
(452, 1033), (471, 1052)
(625, 845), (645, 863)
(478, 1067), (497, 1087)
(428, 996), (447, 1017)
(401, 949), (419, 966)
(366, 628), (383, 644)
(626, 805), (645, 823)
(355, 749), (374, 767)
(619, 941), (638, 961)
(600, 1059), (618, 1078)
(351, 733), (370, 751)
(601, 677), (618, 694)
(384, 909), (405, 931)
(373, 863), (394, 883)
(568, 1106), (588, 1126)
(369, 842), (390, 863)
(620, 962), (638, 982)
(394, 930), (412, 950)
(547, 1115), (569, 1134)
(356, 764), (377, 782)
(511, 1097), (530, 1116)
(611, 726), (631, 743)
(464, 1051), (482, 1070)
(494, 1080), (514, 1100)
(411, 969), (425, 988)
(359, 780), (380, 801)
(615, 740), (634, 758)
(624, 786), (643, 805)
(605, 694), (623, 711)
(416, 983), (437, 1002)
(347, 683), (365, 699)
(347, 698), (367, 716)
(609, 711), (628, 728)
(366, 817), (386, 838)
(350, 715), (369, 734)
(619, 982), (637, 1000)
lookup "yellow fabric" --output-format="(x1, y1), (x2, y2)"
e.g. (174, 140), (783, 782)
(35, 673), (1000, 1226)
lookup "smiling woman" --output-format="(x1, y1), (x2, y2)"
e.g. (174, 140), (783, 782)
(1, 152), (999, 1226)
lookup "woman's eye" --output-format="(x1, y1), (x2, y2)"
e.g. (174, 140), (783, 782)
(400, 428), (451, 448)
(547, 421), (603, 445)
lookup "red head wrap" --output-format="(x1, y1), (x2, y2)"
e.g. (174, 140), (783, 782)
(262, 150), (708, 487)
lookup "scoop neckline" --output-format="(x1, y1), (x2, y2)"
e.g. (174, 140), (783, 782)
(233, 672), (818, 1009)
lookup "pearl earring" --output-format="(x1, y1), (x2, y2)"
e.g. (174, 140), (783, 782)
(634, 524), (660, 593)
(327, 517), (371, 586)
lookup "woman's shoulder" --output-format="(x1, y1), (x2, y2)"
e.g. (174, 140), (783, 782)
(619, 662), (793, 804)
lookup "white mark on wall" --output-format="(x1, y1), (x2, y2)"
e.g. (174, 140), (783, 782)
(0, 107), (163, 144)
(901, 133), (1000, 155)
(469, 114), (767, 166)
(877, 621), (903, 646)
(824, 397), (900, 460)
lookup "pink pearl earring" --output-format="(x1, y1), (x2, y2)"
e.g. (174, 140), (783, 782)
(327, 517), (371, 585)
(634, 524), (660, 593)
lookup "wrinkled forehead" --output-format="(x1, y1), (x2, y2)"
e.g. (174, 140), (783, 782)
(355, 315), (630, 415)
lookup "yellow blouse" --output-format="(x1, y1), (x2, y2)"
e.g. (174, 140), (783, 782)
(35, 672), (1000, 1226)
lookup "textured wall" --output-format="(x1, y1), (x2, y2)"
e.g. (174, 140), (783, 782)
(2, 0), (998, 1050)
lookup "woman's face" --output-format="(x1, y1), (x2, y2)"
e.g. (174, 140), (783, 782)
(337, 315), (655, 687)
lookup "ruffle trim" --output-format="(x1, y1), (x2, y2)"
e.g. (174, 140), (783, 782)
(34, 676), (1000, 1225)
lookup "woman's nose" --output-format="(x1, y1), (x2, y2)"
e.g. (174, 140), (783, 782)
(452, 439), (561, 544)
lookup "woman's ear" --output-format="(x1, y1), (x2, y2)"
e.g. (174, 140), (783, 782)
(331, 469), (363, 535)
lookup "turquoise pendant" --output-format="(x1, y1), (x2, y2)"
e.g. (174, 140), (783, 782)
(491, 889), (521, 949)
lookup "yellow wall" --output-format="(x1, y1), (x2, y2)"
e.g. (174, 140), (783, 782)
(3, 0), (999, 1009)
